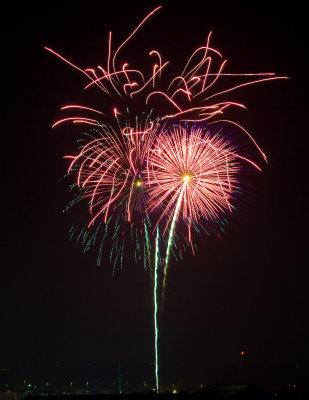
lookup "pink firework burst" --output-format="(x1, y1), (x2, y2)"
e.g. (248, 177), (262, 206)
(145, 123), (261, 243)
(65, 119), (156, 226)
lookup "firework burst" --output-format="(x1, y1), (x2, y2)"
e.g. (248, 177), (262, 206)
(144, 122), (261, 290)
(146, 123), (261, 236)
(66, 121), (155, 225)
(64, 117), (158, 270)
(47, 6), (287, 392)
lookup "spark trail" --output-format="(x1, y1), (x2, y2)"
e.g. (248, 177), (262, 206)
(163, 182), (187, 292)
(154, 226), (159, 392)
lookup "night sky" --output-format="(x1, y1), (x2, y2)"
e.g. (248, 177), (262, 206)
(2, 0), (308, 392)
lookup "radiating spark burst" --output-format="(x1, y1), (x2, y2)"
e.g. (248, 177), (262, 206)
(64, 118), (157, 271)
(145, 123), (261, 288)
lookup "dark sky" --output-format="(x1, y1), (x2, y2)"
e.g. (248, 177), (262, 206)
(2, 0), (308, 392)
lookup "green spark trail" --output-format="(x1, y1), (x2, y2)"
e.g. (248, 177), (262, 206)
(162, 183), (187, 296)
(154, 226), (159, 392)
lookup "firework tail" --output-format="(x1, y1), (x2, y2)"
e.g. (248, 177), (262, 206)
(162, 183), (187, 303)
(154, 226), (159, 392)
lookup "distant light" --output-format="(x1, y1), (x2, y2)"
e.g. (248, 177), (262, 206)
(240, 351), (245, 355)
(135, 180), (142, 187)
(173, 390), (177, 394)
